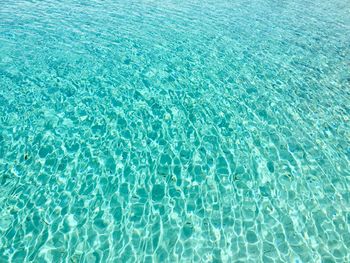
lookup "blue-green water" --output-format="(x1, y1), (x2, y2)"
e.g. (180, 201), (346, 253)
(1, 0), (350, 262)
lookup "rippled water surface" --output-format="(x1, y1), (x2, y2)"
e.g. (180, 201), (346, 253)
(1, 0), (350, 262)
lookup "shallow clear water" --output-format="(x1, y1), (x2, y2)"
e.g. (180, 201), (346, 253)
(0, 0), (350, 262)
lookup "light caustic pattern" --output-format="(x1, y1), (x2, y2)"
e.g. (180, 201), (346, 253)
(0, 0), (350, 262)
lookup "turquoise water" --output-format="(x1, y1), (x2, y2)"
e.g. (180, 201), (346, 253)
(0, 0), (350, 262)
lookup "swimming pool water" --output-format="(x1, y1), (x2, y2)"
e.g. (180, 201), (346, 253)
(0, 0), (350, 262)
